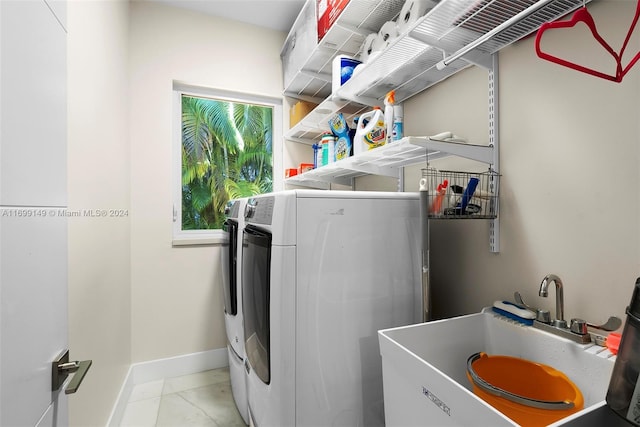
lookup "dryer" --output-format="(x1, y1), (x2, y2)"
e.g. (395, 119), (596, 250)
(241, 190), (422, 427)
(221, 198), (249, 424)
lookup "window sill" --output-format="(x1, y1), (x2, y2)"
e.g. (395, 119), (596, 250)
(172, 232), (228, 247)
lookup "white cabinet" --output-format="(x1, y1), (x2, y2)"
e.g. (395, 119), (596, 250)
(1, 0), (67, 206)
(282, 0), (591, 186)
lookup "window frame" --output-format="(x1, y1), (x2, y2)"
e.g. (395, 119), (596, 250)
(172, 81), (283, 246)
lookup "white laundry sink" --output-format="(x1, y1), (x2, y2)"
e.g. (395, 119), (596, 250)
(378, 310), (616, 426)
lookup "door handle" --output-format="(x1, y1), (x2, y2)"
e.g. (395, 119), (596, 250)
(52, 349), (92, 394)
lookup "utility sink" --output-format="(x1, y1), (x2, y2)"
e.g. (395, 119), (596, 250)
(378, 309), (616, 426)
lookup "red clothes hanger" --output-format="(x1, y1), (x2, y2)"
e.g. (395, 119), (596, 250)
(618, 0), (640, 79)
(535, 6), (621, 82)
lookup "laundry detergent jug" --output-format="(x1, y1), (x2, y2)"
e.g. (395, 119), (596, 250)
(354, 107), (386, 155)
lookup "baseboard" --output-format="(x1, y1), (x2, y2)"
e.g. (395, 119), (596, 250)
(106, 364), (135, 427)
(106, 347), (228, 426)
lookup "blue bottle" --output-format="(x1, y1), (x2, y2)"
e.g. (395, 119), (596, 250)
(312, 143), (321, 169)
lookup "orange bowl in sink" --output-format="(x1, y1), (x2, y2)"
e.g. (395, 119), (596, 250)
(466, 352), (584, 427)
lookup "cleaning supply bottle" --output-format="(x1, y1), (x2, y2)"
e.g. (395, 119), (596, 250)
(392, 101), (404, 141)
(353, 107), (386, 155)
(384, 90), (395, 144)
(429, 180), (448, 214)
(312, 142), (322, 169)
(349, 117), (358, 156)
(320, 133), (335, 166)
(328, 113), (352, 161)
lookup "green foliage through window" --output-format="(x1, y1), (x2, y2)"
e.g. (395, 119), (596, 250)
(181, 94), (273, 230)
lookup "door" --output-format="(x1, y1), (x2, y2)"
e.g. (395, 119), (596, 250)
(0, 212), (69, 426)
(1, 1), (72, 425)
(242, 224), (272, 385)
(222, 218), (239, 316)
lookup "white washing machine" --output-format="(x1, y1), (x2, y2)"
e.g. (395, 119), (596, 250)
(221, 198), (249, 424)
(241, 190), (422, 427)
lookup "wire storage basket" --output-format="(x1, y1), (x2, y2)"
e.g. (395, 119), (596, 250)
(422, 168), (500, 219)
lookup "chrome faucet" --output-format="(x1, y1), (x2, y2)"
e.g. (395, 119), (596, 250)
(539, 274), (566, 328)
(527, 275), (592, 344)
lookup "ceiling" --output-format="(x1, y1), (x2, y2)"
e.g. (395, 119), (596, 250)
(148, 0), (307, 32)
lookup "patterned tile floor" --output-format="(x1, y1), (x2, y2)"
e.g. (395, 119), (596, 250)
(119, 368), (246, 427)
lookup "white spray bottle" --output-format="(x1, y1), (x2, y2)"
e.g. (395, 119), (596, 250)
(393, 102), (403, 141)
(384, 90), (395, 145)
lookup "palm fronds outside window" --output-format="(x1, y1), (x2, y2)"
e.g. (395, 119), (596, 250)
(181, 94), (273, 230)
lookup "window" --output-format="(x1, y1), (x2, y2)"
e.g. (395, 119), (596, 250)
(173, 82), (282, 245)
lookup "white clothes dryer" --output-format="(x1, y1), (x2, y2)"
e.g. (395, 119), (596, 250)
(241, 190), (422, 427)
(221, 198), (249, 424)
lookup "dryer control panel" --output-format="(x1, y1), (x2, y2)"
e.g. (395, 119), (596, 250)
(245, 196), (275, 225)
(224, 199), (241, 219)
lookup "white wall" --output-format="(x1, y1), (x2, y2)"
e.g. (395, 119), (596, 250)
(401, 0), (640, 324)
(67, 0), (131, 425)
(128, 1), (286, 362)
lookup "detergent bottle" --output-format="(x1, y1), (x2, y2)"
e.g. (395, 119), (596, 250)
(328, 113), (352, 161)
(353, 107), (386, 155)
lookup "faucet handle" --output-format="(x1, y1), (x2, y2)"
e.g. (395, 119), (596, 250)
(536, 309), (551, 324)
(514, 292), (537, 311)
(570, 318), (588, 335)
(586, 316), (622, 332)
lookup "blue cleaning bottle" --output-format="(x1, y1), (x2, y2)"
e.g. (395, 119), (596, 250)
(312, 143), (322, 169)
(457, 177), (480, 214)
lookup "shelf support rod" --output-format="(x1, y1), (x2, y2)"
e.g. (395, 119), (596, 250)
(283, 91), (326, 105)
(331, 92), (380, 107)
(299, 69), (331, 83)
(408, 32), (493, 70)
(488, 53), (500, 253)
(436, 0), (554, 70)
(284, 136), (316, 145)
(333, 21), (372, 38)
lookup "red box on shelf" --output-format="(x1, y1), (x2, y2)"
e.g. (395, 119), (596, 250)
(317, 0), (350, 42)
(298, 163), (314, 174)
(285, 168), (298, 178)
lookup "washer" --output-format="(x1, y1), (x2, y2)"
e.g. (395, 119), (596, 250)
(221, 198), (249, 424)
(241, 190), (422, 426)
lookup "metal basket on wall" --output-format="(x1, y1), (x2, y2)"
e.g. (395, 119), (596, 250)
(422, 168), (500, 219)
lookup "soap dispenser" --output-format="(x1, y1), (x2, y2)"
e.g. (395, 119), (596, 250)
(606, 277), (640, 425)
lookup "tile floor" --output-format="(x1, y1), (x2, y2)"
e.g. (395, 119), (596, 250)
(119, 367), (246, 427)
